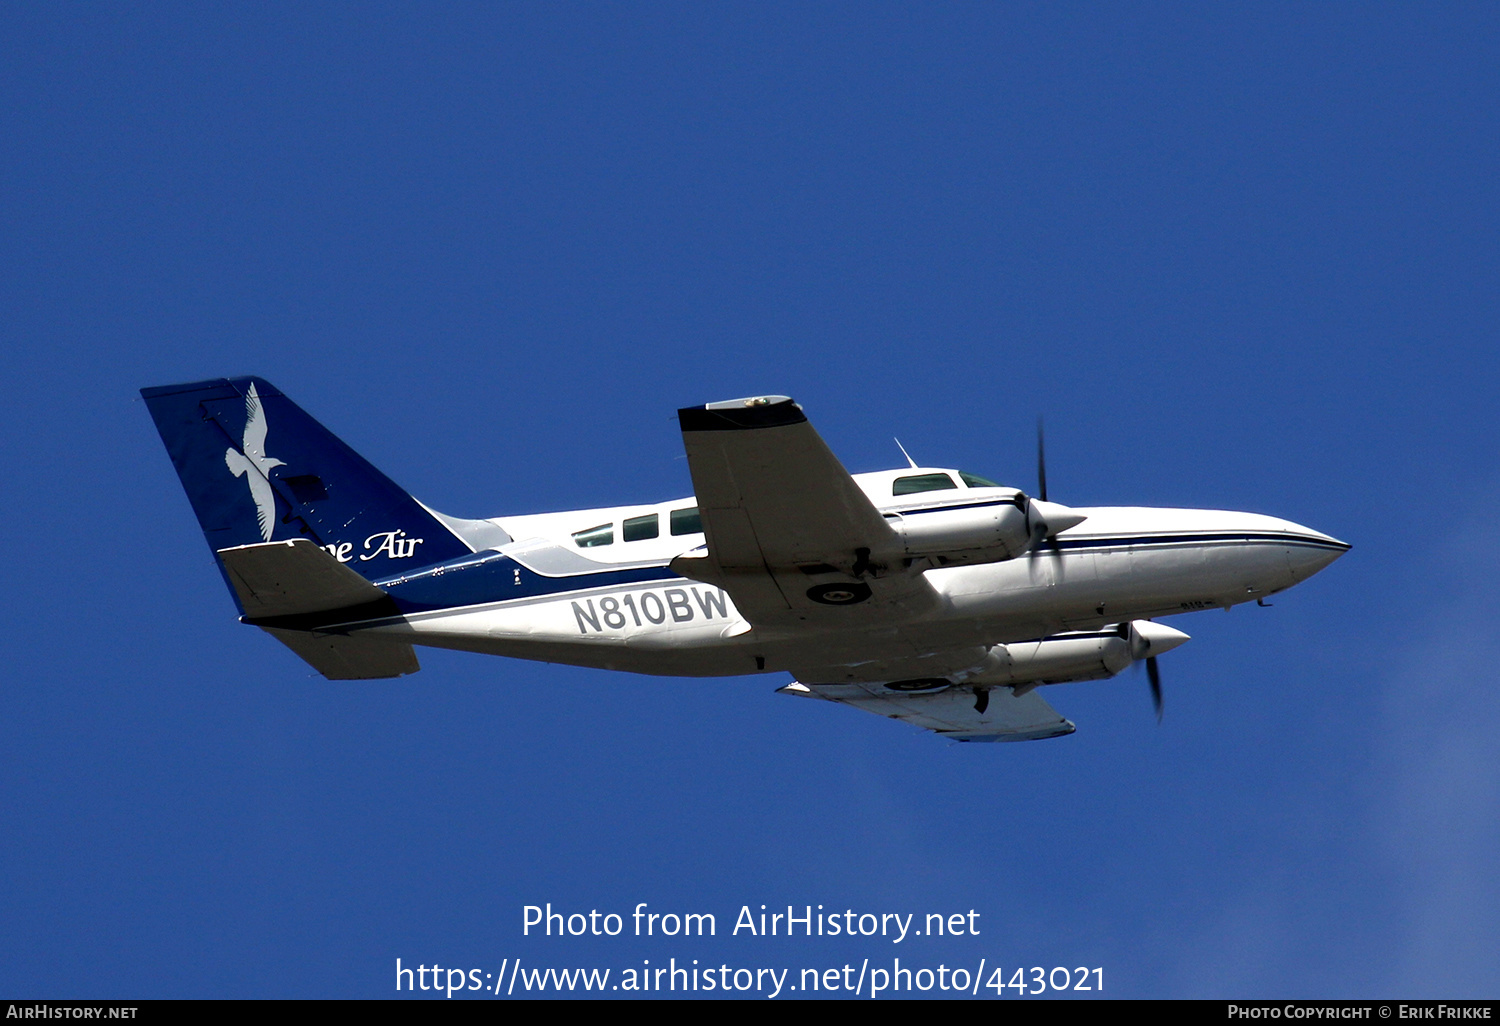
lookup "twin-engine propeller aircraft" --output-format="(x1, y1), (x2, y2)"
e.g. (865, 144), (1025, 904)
(142, 378), (1347, 742)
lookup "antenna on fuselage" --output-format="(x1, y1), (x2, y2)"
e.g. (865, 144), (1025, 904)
(894, 438), (919, 469)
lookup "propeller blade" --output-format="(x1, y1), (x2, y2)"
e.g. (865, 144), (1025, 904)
(1146, 655), (1163, 723)
(1036, 416), (1048, 503)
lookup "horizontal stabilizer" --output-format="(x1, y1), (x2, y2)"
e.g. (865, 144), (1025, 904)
(217, 539), (389, 619)
(780, 680), (1075, 742)
(218, 539), (418, 679)
(259, 627), (419, 680)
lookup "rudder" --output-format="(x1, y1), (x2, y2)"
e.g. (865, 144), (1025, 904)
(142, 377), (481, 587)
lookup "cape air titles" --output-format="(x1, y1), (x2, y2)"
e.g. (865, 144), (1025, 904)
(320, 529), (425, 564)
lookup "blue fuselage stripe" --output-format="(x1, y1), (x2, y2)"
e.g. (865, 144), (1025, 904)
(1050, 531), (1347, 552)
(376, 555), (679, 614)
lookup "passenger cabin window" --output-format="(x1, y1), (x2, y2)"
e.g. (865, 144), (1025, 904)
(959, 472), (1000, 488)
(572, 523), (614, 548)
(670, 507), (702, 535)
(623, 513), (659, 542)
(893, 473), (958, 496)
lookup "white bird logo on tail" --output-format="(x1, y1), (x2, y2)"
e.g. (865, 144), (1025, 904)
(224, 382), (286, 541)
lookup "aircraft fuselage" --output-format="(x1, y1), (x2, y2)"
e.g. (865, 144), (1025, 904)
(352, 490), (1345, 680)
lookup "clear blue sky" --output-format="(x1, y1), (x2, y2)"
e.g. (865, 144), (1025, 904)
(2, 2), (1497, 999)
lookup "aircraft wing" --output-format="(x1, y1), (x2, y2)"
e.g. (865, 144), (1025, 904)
(779, 680), (1076, 742)
(673, 397), (940, 627)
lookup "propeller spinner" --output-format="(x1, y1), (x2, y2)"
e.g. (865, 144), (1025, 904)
(1124, 620), (1190, 723)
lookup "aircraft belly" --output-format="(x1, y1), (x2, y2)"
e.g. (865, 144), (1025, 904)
(388, 630), (752, 676)
(933, 556), (1095, 636)
(351, 581), (761, 676)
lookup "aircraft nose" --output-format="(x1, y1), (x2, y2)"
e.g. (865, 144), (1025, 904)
(1281, 521), (1350, 582)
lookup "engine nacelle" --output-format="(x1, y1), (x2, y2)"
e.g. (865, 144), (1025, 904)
(881, 495), (1088, 569)
(961, 621), (1190, 686)
(883, 498), (1032, 566)
(971, 634), (1132, 685)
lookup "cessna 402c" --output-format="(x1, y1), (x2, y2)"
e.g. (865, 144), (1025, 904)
(143, 377), (1348, 743)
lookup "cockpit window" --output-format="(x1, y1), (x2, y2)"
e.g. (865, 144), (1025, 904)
(572, 523), (614, 548)
(959, 472), (1000, 488)
(893, 473), (958, 496)
(669, 507), (702, 536)
(623, 513), (659, 542)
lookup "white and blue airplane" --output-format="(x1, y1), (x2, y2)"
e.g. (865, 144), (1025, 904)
(142, 378), (1347, 742)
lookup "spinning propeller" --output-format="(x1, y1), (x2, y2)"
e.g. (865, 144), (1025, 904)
(1025, 417), (1084, 577)
(1027, 418), (1055, 567)
(1029, 419), (1173, 723)
(1123, 620), (1188, 724)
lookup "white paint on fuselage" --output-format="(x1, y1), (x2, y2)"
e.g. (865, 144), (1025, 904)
(937, 506), (1337, 625)
(354, 468), (1347, 679)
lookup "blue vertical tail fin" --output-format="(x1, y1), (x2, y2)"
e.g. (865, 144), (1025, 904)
(141, 377), (493, 587)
